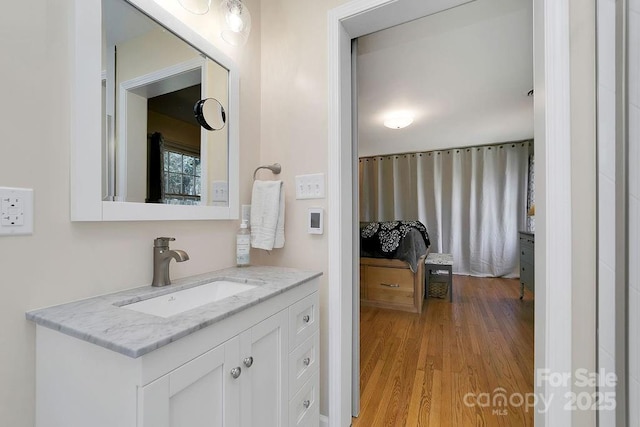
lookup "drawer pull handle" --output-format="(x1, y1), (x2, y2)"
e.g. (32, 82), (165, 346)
(303, 399), (311, 409)
(303, 315), (310, 323)
(521, 251), (525, 255)
(303, 357), (311, 366)
(380, 283), (400, 288)
(230, 367), (241, 379)
(243, 356), (254, 368)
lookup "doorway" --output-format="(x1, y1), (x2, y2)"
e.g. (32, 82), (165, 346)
(352, 1), (534, 421)
(327, 1), (575, 426)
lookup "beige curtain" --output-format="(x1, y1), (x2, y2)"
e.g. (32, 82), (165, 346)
(359, 142), (530, 277)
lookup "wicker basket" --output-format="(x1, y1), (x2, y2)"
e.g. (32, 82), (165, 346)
(428, 274), (449, 299)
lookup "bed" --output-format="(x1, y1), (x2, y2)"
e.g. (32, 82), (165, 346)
(359, 221), (431, 313)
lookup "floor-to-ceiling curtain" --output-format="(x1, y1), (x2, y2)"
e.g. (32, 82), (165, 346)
(359, 141), (530, 277)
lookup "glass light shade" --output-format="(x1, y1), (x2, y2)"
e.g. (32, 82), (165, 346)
(219, 0), (251, 46)
(178, 0), (211, 14)
(383, 114), (414, 129)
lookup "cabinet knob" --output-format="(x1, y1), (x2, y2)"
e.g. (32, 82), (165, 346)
(303, 399), (311, 409)
(230, 367), (242, 379)
(303, 357), (311, 366)
(243, 356), (254, 368)
(303, 315), (310, 323)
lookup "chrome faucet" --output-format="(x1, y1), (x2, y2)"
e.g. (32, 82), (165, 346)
(152, 237), (189, 287)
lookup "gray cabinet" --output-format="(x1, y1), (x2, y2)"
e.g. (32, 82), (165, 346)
(519, 231), (535, 298)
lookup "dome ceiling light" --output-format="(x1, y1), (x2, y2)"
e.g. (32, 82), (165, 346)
(383, 112), (415, 129)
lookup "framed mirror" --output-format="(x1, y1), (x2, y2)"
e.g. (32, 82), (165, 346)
(71, 0), (239, 221)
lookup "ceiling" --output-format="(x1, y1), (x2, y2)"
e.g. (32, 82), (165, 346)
(148, 84), (202, 126)
(357, 0), (534, 157)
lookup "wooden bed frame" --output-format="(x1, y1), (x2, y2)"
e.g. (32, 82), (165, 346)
(359, 254), (427, 314)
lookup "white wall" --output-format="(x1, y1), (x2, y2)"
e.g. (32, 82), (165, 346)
(569, 1), (597, 425)
(627, 0), (640, 424)
(595, 1), (640, 424)
(0, 0), (261, 425)
(597, 1), (618, 425)
(257, 0), (351, 417)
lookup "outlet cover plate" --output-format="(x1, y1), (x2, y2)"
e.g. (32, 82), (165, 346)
(0, 187), (34, 236)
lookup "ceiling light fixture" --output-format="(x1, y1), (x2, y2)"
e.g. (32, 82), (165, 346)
(219, 0), (251, 46)
(177, 0), (211, 15)
(383, 112), (414, 129)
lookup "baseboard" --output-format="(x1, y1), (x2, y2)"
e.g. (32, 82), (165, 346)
(319, 414), (329, 427)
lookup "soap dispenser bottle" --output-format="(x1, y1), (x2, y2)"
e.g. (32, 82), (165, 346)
(236, 220), (251, 267)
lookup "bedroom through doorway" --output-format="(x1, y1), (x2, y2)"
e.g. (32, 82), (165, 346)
(352, 0), (536, 424)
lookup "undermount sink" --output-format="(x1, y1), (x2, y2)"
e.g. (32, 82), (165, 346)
(121, 280), (258, 318)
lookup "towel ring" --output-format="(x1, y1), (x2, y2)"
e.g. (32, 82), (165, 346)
(253, 163), (282, 180)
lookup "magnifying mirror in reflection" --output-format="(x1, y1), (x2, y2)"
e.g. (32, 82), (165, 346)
(195, 98), (226, 131)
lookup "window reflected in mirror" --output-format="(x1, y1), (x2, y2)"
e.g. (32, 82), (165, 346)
(102, 0), (229, 206)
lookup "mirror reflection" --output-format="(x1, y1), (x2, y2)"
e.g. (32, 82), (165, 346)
(102, 0), (229, 206)
(195, 98), (227, 131)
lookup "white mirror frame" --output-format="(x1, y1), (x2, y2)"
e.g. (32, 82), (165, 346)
(70, 0), (239, 221)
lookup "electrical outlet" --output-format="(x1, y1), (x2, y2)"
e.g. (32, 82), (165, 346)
(0, 187), (33, 236)
(295, 173), (325, 199)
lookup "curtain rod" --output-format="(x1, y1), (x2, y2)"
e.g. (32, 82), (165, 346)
(358, 138), (533, 161)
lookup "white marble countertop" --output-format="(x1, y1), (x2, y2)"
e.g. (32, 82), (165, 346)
(26, 266), (321, 358)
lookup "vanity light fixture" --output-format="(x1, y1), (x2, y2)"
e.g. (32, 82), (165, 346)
(178, 0), (211, 15)
(383, 112), (414, 129)
(219, 0), (252, 46)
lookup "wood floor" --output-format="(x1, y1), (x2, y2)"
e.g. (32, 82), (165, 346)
(352, 275), (534, 427)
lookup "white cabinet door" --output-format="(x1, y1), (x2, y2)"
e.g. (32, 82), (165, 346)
(240, 310), (289, 427)
(139, 336), (242, 427)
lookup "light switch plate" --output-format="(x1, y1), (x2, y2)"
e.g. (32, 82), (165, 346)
(295, 173), (325, 199)
(211, 181), (228, 205)
(0, 187), (34, 236)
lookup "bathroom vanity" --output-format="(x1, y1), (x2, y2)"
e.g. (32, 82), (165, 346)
(26, 266), (320, 427)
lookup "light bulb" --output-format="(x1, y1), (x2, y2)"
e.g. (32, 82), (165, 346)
(219, 0), (251, 46)
(227, 12), (244, 32)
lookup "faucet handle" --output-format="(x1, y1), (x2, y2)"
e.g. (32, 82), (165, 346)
(154, 237), (176, 248)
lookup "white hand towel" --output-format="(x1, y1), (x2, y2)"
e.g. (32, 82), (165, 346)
(250, 180), (285, 250)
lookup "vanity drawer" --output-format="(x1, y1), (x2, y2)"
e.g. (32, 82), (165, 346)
(365, 266), (414, 306)
(289, 292), (319, 350)
(289, 331), (319, 398)
(289, 372), (319, 427)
